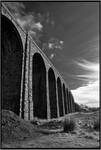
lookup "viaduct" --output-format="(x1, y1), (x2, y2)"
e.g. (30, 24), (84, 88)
(1, 4), (75, 120)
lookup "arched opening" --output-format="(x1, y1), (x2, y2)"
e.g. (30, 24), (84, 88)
(66, 89), (70, 113)
(32, 53), (47, 119)
(63, 84), (67, 114)
(71, 94), (74, 112)
(73, 97), (75, 112)
(1, 15), (23, 115)
(48, 68), (57, 118)
(68, 91), (72, 113)
(57, 77), (63, 116)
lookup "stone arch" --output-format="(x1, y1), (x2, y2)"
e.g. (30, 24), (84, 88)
(63, 84), (67, 114)
(1, 15), (23, 115)
(32, 53), (47, 119)
(57, 77), (63, 116)
(48, 68), (57, 118)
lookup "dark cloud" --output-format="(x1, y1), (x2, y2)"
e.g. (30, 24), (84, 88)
(4, 2), (50, 44)
(4, 2), (25, 15)
(3, 2), (99, 106)
(5, 2), (99, 89)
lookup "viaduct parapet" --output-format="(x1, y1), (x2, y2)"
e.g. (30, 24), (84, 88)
(1, 3), (75, 120)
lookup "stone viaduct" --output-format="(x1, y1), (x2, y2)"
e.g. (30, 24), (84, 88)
(1, 4), (75, 120)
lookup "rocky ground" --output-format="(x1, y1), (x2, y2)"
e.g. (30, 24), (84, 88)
(1, 109), (100, 148)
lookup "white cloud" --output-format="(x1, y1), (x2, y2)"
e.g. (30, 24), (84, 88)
(29, 30), (36, 37)
(50, 53), (55, 59)
(72, 80), (99, 107)
(16, 14), (43, 32)
(60, 40), (64, 44)
(34, 22), (43, 31)
(75, 59), (99, 72)
(72, 59), (99, 107)
(49, 43), (53, 49)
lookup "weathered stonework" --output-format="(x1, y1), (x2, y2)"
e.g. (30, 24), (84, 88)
(1, 3), (75, 120)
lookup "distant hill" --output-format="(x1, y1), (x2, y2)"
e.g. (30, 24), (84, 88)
(74, 103), (99, 113)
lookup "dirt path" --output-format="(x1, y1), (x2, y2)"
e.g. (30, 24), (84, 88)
(20, 132), (99, 148)
(2, 129), (99, 148)
(2, 110), (100, 148)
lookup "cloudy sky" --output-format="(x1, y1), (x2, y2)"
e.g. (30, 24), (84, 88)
(4, 2), (99, 107)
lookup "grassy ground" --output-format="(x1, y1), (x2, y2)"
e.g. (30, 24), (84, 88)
(1, 110), (100, 148)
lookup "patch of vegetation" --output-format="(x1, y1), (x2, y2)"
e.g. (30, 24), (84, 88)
(38, 120), (62, 130)
(84, 134), (94, 139)
(93, 119), (100, 131)
(30, 118), (40, 125)
(63, 117), (76, 133)
(89, 107), (99, 112)
(2, 110), (35, 142)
